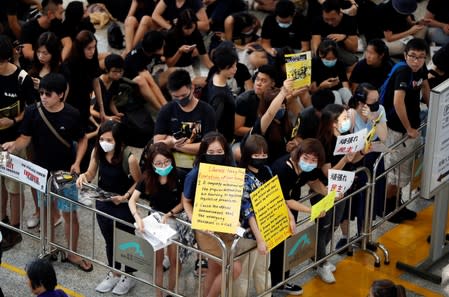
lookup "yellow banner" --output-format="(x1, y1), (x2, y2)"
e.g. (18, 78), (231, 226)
(251, 175), (292, 251)
(191, 163), (245, 234)
(310, 191), (336, 221)
(285, 51), (312, 89)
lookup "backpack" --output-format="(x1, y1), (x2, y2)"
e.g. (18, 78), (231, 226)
(107, 22), (124, 49)
(378, 61), (412, 115)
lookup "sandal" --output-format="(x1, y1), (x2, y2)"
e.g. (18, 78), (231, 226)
(194, 259), (208, 277)
(61, 253), (93, 272)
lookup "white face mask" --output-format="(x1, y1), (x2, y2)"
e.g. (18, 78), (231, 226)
(99, 141), (115, 152)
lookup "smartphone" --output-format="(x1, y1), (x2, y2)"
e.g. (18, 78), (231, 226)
(173, 131), (184, 140)
(188, 44), (197, 50)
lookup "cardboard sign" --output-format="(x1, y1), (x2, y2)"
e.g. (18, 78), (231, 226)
(284, 224), (316, 271)
(328, 169), (355, 195)
(0, 154), (48, 192)
(285, 51), (312, 89)
(310, 191), (336, 221)
(192, 163), (245, 234)
(334, 128), (367, 155)
(251, 176), (292, 251)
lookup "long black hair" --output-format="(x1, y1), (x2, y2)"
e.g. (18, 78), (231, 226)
(94, 121), (125, 166)
(193, 131), (234, 167)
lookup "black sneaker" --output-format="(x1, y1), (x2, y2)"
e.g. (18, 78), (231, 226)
(336, 238), (348, 254)
(1, 231), (22, 251)
(276, 283), (303, 295)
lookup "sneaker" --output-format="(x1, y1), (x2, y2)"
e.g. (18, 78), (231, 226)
(96, 271), (120, 293)
(317, 265), (336, 284)
(323, 261), (336, 273)
(1, 231), (22, 252)
(112, 275), (136, 295)
(26, 214), (40, 229)
(163, 255), (170, 272)
(275, 283), (303, 295)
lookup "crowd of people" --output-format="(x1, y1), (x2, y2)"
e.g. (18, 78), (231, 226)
(1, 0), (449, 296)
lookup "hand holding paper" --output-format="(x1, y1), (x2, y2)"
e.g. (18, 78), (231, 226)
(310, 191), (336, 221)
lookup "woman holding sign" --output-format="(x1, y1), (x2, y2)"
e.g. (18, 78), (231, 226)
(182, 131), (241, 297)
(128, 142), (184, 297)
(270, 138), (327, 295)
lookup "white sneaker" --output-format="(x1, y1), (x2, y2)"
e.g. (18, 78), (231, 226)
(317, 265), (336, 284)
(26, 215), (40, 228)
(323, 261), (336, 272)
(96, 272), (120, 293)
(112, 275), (136, 295)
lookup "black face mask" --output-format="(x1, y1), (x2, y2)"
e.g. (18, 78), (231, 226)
(367, 101), (380, 112)
(250, 157), (267, 169)
(175, 94), (191, 107)
(204, 154), (226, 165)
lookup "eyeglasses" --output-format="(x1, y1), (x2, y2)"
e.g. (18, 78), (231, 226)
(39, 90), (52, 97)
(406, 54), (426, 62)
(153, 159), (171, 167)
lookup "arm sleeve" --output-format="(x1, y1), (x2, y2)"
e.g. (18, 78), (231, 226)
(19, 105), (34, 136)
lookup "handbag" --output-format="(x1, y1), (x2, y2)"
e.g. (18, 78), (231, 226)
(37, 102), (71, 148)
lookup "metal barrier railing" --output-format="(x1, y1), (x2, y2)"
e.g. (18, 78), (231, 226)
(0, 123), (431, 296)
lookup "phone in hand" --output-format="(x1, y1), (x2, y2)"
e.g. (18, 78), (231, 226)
(173, 131), (184, 140)
(188, 44), (197, 50)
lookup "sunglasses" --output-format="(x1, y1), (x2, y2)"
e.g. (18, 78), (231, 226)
(39, 90), (53, 97)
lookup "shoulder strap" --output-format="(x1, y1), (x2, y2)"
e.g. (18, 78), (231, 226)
(37, 102), (71, 148)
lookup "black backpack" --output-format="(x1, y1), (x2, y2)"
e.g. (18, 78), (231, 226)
(107, 22), (124, 49)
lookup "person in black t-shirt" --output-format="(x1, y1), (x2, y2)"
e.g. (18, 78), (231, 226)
(152, 0), (209, 32)
(63, 1), (96, 41)
(3, 73), (92, 272)
(383, 38), (429, 223)
(261, 0), (310, 57)
(424, 0), (449, 46)
(222, 11), (261, 50)
(20, 0), (71, 63)
(154, 69), (216, 169)
(311, 0), (358, 69)
(0, 0), (39, 40)
(129, 142), (183, 297)
(349, 39), (394, 91)
(124, 30), (167, 110)
(164, 9), (213, 71)
(377, 0), (426, 56)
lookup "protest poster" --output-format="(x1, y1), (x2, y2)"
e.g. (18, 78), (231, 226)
(310, 191), (336, 221)
(0, 154), (48, 192)
(251, 175), (292, 251)
(285, 51), (312, 89)
(328, 169), (355, 195)
(333, 128), (367, 155)
(191, 163), (245, 234)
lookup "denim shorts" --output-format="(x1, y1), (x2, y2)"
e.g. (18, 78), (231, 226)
(38, 181), (79, 213)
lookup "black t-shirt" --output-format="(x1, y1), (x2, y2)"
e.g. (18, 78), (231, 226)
(349, 58), (394, 89)
(311, 56), (348, 90)
(383, 64), (428, 133)
(161, 0), (203, 25)
(206, 63), (251, 97)
(427, 0), (449, 23)
(311, 13), (357, 42)
(20, 103), (85, 171)
(136, 178), (181, 213)
(124, 44), (161, 79)
(0, 67), (34, 142)
(296, 106), (319, 139)
(377, 2), (411, 34)
(97, 78), (119, 116)
(164, 29), (206, 67)
(271, 154), (320, 219)
(205, 81), (235, 142)
(154, 100), (216, 142)
(235, 90), (260, 128)
(98, 158), (133, 195)
(261, 14), (310, 50)
(20, 19), (69, 47)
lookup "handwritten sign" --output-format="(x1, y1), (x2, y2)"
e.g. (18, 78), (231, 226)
(251, 176), (292, 251)
(285, 51), (312, 89)
(328, 169), (355, 195)
(310, 191), (336, 221)
(333, 128), (367, 155)
(0, 154), (48, 192)
(192, 163), (245, 234)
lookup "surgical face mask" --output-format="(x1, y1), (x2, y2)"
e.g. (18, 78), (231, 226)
(277, 21), (292, 29)
(338, 119), (351, 133)
(154, 164), (173, 176)
(299, 159), (317, 172)
(99, 141), (115, 152)
(174, 92), (191, 107)
(204, 154), (225, 165)
(250, 157), (267, 169)
(322, 59), (337, 68)
(241, 28), (254, 36)
(275, 108), (286, 120)
(367, 101), (380, 112)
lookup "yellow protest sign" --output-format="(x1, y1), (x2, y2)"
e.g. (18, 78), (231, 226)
(251, 175), (292, 251)
(285, 51), (312, 89)
(310, 191), (336, 221)
(192, 163), (245, 234)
